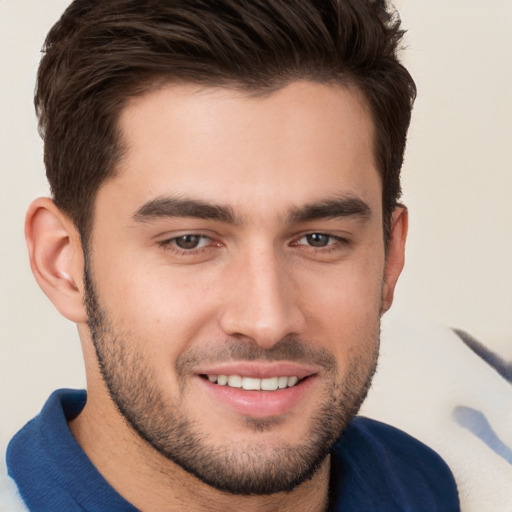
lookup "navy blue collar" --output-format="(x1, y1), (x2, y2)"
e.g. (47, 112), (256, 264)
(8, 388), (459, 512)
(7, 389), (138, 512)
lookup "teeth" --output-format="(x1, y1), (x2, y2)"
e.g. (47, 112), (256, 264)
(217, 375), (228, 386)
(242, 377), (261, 390)
(287, 376), (298, 387)
(227, 375), (242, 388)
(278, 376), (288, 389)
(206, 374), (301, 390)
(261, 377), (278, 391)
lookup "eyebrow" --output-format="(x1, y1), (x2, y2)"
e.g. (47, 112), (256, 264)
(132, 196), (238, 224)
(287, 196), (372, 224)
(132, 194), (371, 225)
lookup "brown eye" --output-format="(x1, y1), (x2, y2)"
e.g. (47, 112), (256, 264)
(305, 233), (331, 247)
(174, 235), (204, 249)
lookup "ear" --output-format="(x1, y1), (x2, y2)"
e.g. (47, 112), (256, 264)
(381, 206), (408, 314)
(25, 197), (87, 323)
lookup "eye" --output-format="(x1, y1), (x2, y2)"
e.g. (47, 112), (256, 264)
(291, 232), (351, 257)
(302, 233), (332, 247)
(166, 234), (211, 250)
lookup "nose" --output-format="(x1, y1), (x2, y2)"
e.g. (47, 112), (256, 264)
(218, 245), (306, 349)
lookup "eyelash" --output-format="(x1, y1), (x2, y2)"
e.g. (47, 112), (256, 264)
(158, 234), (215, 255)
(158, 232), (350, 256)
(293, 233), (350, 253)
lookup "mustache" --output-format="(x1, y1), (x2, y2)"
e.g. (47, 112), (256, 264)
(175, 337), (337, 378)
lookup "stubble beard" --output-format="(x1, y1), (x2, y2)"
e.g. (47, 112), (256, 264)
(83, 260), (380, 496)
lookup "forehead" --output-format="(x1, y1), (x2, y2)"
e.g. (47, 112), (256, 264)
(102, 81), (380, 220)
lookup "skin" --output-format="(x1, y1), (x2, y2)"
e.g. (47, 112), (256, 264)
(26, 81), (407, 511)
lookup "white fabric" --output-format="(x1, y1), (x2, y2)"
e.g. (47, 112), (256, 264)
(361, 306), (512, 512)
(0, 455), (28, 512)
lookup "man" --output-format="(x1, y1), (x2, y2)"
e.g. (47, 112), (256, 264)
(2, 0), (460, 510)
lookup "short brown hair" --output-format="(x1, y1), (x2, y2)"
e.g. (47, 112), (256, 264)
(36, 0), (416, 244)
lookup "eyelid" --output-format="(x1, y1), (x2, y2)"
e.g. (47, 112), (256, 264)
(157, 233), (216, 252)
(292, 232), (351, 247)
(155, 228), (215, 242)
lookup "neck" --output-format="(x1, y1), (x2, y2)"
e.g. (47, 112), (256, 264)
(69, 389), (330, 512)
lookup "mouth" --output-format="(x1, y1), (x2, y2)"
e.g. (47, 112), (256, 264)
(200, 374), (302, 391)
(195, 364), (317, 418)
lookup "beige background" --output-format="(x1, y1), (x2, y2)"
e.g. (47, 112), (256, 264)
(1, 0), (511, 449)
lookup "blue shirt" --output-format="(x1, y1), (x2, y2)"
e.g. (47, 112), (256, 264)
(7, 389), (459, 511)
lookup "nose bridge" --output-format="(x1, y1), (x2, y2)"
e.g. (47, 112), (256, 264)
(219, 241), (304, 347)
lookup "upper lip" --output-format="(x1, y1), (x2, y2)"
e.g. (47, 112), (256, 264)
(195, 362), (318, 379)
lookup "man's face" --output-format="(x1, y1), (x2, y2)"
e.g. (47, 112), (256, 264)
(84, 82), (393, 494)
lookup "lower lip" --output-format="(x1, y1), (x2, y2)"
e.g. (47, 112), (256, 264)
(197, 376), (315, 418)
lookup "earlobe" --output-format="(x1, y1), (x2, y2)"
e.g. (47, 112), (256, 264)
(25, 197), (87, 323)
(381, 206), (408, 314)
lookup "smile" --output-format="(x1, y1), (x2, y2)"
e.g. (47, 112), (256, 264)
(195, 363), (317, 417)
(203, 374), (300, 391)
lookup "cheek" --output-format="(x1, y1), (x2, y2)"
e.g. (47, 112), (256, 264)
(94, 260), (223, 361)
(304, 250), (384, 308)
(298, 254), (384, 352)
